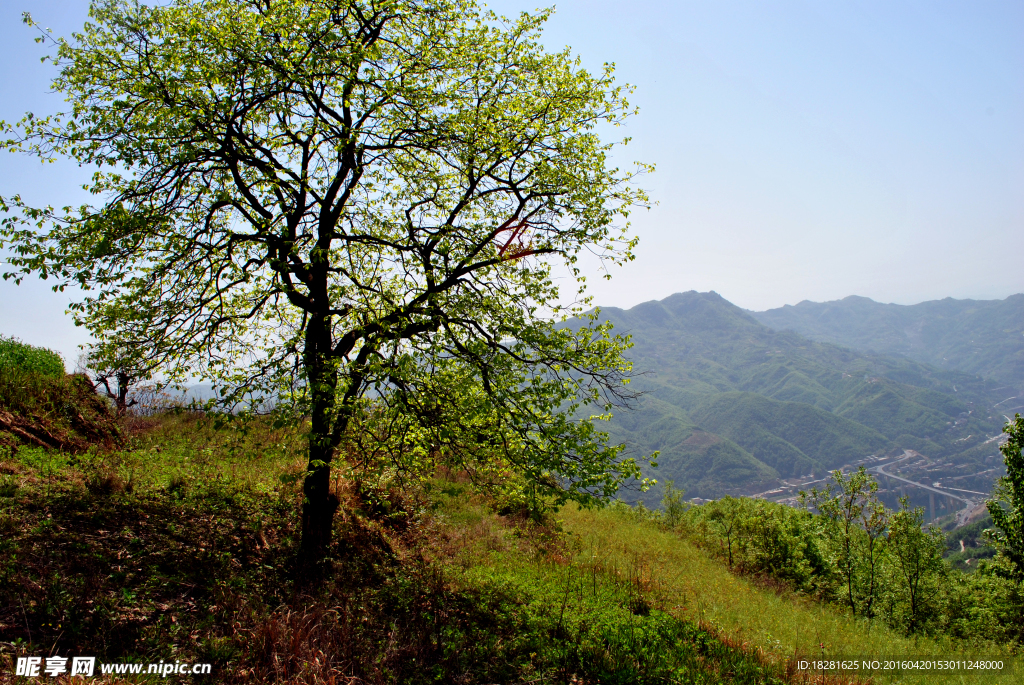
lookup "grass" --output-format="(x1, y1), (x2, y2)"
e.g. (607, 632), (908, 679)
(556, 505), (1019, 685)
(1, 413), (798, 683)
(0, 409), (1018, 683)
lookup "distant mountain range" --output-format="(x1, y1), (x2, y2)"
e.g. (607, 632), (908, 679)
(750, 295), (1024, 395)
(584, 292), (1020, 503)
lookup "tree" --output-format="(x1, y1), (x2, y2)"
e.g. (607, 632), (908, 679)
(803, 467), (889, 618)
(79, 344), (154, 415)
(887, 497), (945, 634)
(705, 496), (745, 568)
(660, 479), (688, 529)
(1, 0), (651, 557)
(986, 413), (1024, 580)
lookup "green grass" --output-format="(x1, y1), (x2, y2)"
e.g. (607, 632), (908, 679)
(0, 414), (795, 683)
(556, 505), (1019, 685)
(428, 484), (793, 684)
(0, 409), (1018, 683)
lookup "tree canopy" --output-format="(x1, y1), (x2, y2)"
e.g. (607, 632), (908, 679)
(987, 413), (1024, 579)
(1, 0), (652, 554)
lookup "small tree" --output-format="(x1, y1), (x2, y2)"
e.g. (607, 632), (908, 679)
(79, 345), (153, 415)
(986, 413), (1024, 580)
(660, 479), (688, 529)
(706, 496), (745, 568)
(887, 496), (946, 634)
(1, 0), (651, 558)
(804, 467), (889, 618)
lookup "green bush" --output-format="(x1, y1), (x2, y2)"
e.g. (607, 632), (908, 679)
(674, 488), (1024, 645)
(0, 336), (64, 378)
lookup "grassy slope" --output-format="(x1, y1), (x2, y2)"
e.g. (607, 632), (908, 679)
(3, 411), (1017, 683)
(558, 506), (1019, 685)
(0, 414), (798, 684)
(0, 369), (122, 454)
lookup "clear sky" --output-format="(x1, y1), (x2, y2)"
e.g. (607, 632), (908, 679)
(1, 0), (1022, 365)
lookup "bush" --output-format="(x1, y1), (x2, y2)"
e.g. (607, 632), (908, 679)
(0, 336), (64, 378)
(674, 488), (1023, 645)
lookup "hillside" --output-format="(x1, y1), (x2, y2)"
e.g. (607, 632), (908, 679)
(689, 392), (889, 477)
(1, 410), (1018, 684)
(0, 337), (122, 453)
(750, 294), (1024, 397)
(1, 340), (1020, 681)
(583, 292), (1009, 501)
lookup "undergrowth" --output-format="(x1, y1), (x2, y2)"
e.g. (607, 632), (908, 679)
(0, 337), (64, 379)
(0, 408), (1016, 683)
(0, 370), (121, 453)
(0, 412), (805, 684)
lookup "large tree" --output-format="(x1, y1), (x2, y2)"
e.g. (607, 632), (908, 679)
(1, 0), (651, 556)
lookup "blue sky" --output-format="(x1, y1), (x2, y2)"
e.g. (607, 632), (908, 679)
(1, 0), (1022, 364)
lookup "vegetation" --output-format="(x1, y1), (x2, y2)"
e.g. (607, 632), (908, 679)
(0, 0), (1018, 679)
(0, 414), (1017, 682)
(1, 0), (651, 558)
(986, 413), (1024, 579)
(80, 345), (154, 416)
(888, 498), (947, 634)
(805, 468), (890, 620)
(0, 398), (792, 683)
(0, 336), (64, 378)
(944, 513), (997, 571)
(670, 467), (1023, 645)
(690, 393), (887, 478)
(0, 354), (1020, 682)
(0, 339), (120, 454)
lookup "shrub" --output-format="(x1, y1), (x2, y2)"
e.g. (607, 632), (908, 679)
(0, 336), (64, 378)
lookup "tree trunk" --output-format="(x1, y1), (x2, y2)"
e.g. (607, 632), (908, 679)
(301, 442), (339, 558)
(116, 370), (131, 415)
(300, 314), (341, 560)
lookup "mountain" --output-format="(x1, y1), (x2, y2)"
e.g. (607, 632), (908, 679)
(749, 295), (1024, 396)
(584, 292), (1010, 502)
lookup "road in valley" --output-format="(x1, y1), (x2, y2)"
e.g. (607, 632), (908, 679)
(866, 450), (982, 527)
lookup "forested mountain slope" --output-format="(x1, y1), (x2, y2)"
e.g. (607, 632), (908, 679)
(585, 292), (1009, 501)
(750, 294), (1024, 396)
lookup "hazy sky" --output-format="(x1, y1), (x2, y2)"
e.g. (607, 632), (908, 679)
(1, 0), (1022, 364)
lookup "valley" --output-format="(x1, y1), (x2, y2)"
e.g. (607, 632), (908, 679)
(748, 449), (995, 526)
(583, 291), (1018, 518)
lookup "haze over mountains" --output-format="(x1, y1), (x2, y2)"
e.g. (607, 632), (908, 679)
(751, 295), (1024, 395)
(587, 292), (1021, 506)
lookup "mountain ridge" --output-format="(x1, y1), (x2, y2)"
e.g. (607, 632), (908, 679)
(583, 291), (1013, 503)
(749, 293), (1024, 394)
